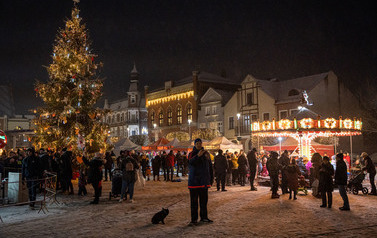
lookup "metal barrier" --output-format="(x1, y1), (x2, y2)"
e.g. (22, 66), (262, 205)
(0, 172), (58, 223)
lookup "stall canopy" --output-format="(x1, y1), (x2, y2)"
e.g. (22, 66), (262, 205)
(164, 138), (180, 149)
(262, 137), (334, 157)
(206, 136), (243, 151)
(142, 137), (170, 151)
(113, 137), (141, 155)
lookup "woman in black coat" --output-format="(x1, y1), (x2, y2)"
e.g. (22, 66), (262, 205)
(319, 156), (334, 208)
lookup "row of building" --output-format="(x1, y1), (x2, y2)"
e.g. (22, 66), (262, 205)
(105, 65), (362, 152)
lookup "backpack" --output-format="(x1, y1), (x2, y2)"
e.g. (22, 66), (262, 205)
(125, 160), (134, 172)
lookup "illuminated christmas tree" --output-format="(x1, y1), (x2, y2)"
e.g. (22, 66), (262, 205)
(34, 3), (109, 154)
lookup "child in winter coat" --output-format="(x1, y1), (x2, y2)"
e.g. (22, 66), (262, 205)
(146, 165), (151, 181)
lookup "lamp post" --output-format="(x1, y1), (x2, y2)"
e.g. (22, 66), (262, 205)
(188, 119), (192, 141)
(153, 123), (158, 142)
(278, 137), (282, 155)
(236, 113), (241, 138)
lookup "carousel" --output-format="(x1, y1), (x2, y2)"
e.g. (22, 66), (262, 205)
(251, 115), (362, 157)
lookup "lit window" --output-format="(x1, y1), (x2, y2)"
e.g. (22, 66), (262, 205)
(151, 111), (155, 124)
(177, 106), (182, 124)
(167, 108), (173, 126)
(159, 111), (164, 126)
(187, 103), (192, 121)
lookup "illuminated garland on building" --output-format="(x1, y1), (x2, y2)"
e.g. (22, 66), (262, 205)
(147, 91), (194, 107)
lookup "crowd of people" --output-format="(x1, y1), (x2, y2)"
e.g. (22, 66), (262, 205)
(1, 143), (376, 215)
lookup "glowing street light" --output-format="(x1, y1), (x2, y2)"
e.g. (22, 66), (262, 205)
(278, 137), (282, 155)
(236, 113), (241, 137)
(188, 119), (192, 140)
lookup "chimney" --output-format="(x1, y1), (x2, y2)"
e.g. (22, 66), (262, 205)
(192, 71), (199, 99)
(104, 99), (109, 109)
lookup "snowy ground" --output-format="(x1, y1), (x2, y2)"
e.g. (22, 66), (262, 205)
(1, 178), (377, 238)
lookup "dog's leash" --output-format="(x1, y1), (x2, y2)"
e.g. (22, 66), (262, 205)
(166, 199), (184, 208)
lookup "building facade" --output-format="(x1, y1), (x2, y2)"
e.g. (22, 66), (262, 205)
(146, 71), (240, 141)
(224, 71), (363, 152)
(198, 87), (235, 135)
(103, 65), (148, 143)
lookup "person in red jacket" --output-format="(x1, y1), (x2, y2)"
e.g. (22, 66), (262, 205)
(166, 150), (175, 181)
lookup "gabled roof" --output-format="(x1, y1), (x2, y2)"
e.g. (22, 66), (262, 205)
(251, 72), (331, 102)
(176, 71), (239, 86)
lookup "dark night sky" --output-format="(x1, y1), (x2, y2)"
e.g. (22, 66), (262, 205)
(0, 0), (376, 114)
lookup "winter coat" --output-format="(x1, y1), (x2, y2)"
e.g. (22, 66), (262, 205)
(83, 157), (104, 184)
(247, 151), (258, 172)
(176, 153), (183, 166)
(152, 155), (161, 170)
(39, 153), (50, 172)
(237, 154), (248, 173)
(104, 154), (113, 169)
(279, 154), (290, 170)
(285, 164), (301, 191)
(60, 151), (73, 180)
(166, 154), (175, 168)
(319, 162), (334, 192)
(214, 154), (228, 175)
(22, 155), (42, 180)
(188, 147), (214, 189)
(227, 159), (233, 174)
(335, 159), (348, 185)
(120, 156), (139, 183)
(266, 154), (280, 176)
(231, 157), (239, 169)
(363, 156), (376, 174)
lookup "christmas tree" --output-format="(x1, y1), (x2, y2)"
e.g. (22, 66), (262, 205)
(34, 3), (110, 154)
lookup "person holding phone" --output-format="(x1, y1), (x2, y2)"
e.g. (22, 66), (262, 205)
(188, 138), (214, 225)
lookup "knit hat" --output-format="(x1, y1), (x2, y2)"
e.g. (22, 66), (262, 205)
(336, 153), (343, 160)
(194, 138), (202, 144)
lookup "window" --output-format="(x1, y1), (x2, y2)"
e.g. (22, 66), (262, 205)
(279, 110), (288, 119)
(130, 95), (136, 104)
(167, 108), (173, 126)
(290, 109), (298, 116)
(244, 115), (250, 128)
(187, 103), (192, 121)
(120, 113), (124, 122)
(177, 106), (182, 124)
(247, 93), (253, 105)
(159, 111), (164, 126)
(263, 113), (270, 121)
(288, 89), (300, 96)
(251, 114), (258, 122)
(117, 114), (120, 122)
(205, 107), (211, 115)
(151, 111), (155, 124)
(212, 106), (217, 115)
(112, 115), (115, 123)
(229, 116), (234, 129)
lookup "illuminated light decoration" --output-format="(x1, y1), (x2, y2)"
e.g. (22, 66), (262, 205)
(343, 119), (353, 129)
(300, 118), (314, 129)
(294, 118), (298, 129)
(354, 120), (362, 130)
(272, 119), (276, 130)
(0, 130), (7, 149)
(278, 119), (292, 130)
(252, 122), (260, 131)
(147, 90), (194, 106)
(324, 118), (336, 129)
(262, 121), (272, 131)
(251, 116), (362, 157)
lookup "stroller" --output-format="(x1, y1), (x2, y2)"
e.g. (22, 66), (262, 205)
(109, 168), (123, 200)
(347, 170), (368, 195)
(297, 175), (309, 195)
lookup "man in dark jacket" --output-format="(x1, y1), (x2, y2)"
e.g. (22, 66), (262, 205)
(22, 147), (42, 208)
(60, 148), (74, 195)
(214, 149), (228, 191)
(335, 153), (350, 210)
(279, 150), (290, 194)
(104, 152), (113, 181)
(361, 152), (376, 195)
(237, 150), (248, 186)
(267, 151), (281, 199)
(83, 152), (104, 204)
(247, 148), (258, 191)
(188, 138), (214, 225)
(119, 151), (139, 203)
(152, 153), (161, 181)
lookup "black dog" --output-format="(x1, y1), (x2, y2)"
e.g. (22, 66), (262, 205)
(151, 208), (169, 224)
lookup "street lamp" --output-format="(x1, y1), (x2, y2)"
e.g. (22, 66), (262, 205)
(153, 123), (158, 142)
(236, 113), (241, 137)
(278, 137), (282, 155)
(188, 119), (192, 141)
